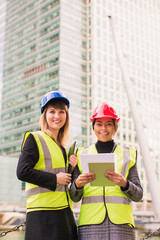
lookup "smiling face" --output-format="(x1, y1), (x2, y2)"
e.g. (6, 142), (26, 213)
(46, 106), (67, 135)
(94, 118), (116, 142)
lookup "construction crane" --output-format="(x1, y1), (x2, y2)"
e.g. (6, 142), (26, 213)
(108, 16), (160, 219)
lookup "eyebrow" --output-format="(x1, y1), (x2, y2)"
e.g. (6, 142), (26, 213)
(96, 120), (113, 123)
(48, 107), (56, 110)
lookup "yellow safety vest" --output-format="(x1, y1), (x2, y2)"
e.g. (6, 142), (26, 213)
(77, 144), (136, 227)
(22, 131), (72, 213)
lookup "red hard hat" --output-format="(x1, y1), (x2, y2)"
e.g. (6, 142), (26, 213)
(90, 102), (120, 122)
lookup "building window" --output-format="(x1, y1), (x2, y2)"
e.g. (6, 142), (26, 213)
(89, 87), (92, 97)
(123, 134), (126, 140)
(82, 127), (87, 134)
(89, 100), (92, 109)
(21, 182), (26, 190)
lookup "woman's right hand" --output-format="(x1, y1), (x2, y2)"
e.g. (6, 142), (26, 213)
(69, 153), (78, 172)
(56, 172), (72, 185)
(75, 172), (96, 188)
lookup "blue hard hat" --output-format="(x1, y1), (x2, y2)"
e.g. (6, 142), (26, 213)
(41, 91), (70, 113)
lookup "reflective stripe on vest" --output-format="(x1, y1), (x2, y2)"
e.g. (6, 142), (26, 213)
(82, 195), (131, 205)
(25, 132), (67, 198)
(121, 147), (130, 176)
(23, 131), (71, 212)
(77, 144), (136, 226)
(26, 185), (67, 198)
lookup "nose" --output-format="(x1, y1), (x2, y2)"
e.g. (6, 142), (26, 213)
(101, 124), (106, 130)
(54, 111), (59, 118)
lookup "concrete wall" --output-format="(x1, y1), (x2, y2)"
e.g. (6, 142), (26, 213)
(0, 156), (25, 203)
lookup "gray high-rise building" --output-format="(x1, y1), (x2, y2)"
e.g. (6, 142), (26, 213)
(0, 0), (87, 157)
(0, 0), (6, 119)
(0, 0), (160, 216)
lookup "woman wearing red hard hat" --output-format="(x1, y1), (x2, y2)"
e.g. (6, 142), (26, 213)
(70, 102), (143, 240)
(17, 90), (78, 240)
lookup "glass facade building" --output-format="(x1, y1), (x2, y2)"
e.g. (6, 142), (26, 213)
(0, 0), (87, 157)
(0, 0), (160, 215)
(0, 0), (6, 117)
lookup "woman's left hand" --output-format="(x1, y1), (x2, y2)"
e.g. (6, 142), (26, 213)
(104, 171), (127, 188)
(69, 153), (78, 171)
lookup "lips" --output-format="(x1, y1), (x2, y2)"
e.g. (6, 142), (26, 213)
(53, 120), (61, 123)
(99, 132), (108, 135)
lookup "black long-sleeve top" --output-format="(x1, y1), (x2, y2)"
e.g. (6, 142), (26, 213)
(17, 134), (67, 191)
(17, 134), (78, 240)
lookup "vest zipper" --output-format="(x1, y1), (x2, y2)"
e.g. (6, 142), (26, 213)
(102, 186), (108, 222)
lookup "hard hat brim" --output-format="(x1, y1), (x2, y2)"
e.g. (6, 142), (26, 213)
(90, 115), (120, 122)
(41, 91), (70, 114)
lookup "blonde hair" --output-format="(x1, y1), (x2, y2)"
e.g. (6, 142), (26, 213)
(39, 101), (70, 147)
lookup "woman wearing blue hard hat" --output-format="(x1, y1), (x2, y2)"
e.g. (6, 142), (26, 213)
(69, 102), (143, 240)
(17, 90), (78, 240)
